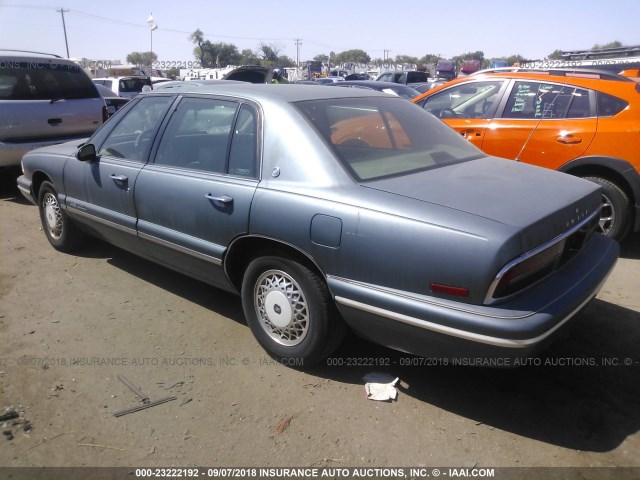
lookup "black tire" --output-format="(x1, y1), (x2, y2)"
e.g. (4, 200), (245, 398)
(241, 256), (346, 367)
(38, 181), (85, 252)
(582, 176), (630, 241)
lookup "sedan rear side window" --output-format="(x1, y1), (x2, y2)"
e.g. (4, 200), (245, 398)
(154, 97), (240, 174)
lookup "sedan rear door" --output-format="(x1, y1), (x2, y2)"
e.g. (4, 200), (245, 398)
(134, 96), (260, 289)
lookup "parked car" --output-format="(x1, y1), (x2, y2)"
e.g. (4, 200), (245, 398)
(435, 59), (456, 81)
(17, 84), (618, 366)
(326, 80), (420, 100)
(92, 76), (153, 98)
(459, 59), (482, 76)
(345, 73), (370, 81)
(489, 60), (510, 69)
(0, 50), (106, 169)
(222, 65), (273, 83)
(376, 70), (429, 85)
(401, 80), (447, 94)
(95, 84), (129, 117)
(414, 69), (640, 240)
(153, 80), (245, 90)
(330, 70), (349, 78)
(314, 76), (345, 84)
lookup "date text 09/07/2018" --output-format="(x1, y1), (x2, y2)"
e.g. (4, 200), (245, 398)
(134, 467), (497, 478)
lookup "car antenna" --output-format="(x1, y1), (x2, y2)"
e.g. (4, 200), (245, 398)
(514, 50), (590, 163)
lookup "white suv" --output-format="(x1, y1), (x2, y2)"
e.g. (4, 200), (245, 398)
(0, 50), (107, 168)
(92, 76), (152, 98)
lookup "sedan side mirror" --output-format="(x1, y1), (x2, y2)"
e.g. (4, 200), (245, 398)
(76, 143), (97, 162)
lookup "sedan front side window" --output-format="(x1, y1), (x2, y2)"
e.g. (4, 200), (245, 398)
(97, 96), (173, 161)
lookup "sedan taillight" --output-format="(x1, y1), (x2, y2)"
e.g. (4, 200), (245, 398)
(101, 105), (109, 123)
(486, 210), (599, 303)
(492, 239), (566, 299)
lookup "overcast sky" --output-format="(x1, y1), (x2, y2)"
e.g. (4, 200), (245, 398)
(1, 0), (639, 64)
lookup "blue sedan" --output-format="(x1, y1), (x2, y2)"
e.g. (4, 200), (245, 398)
(17, 84), (618, 366)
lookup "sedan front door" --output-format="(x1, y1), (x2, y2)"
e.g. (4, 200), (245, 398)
(63, 96), (174, 252)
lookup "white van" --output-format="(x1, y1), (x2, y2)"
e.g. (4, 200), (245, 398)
(0, 50), (106, 168)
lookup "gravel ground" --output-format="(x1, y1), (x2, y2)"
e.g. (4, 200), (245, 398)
(1, 170), (639, 478)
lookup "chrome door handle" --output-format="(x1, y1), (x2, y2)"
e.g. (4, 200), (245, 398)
(110, 174), (128, 182)
(205, 194), (233, 205)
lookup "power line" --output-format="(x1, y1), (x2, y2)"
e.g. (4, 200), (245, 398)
(2, 4), (387, 58)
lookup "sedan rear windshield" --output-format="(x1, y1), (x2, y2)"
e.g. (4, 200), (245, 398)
(0, 62), (99, 100)
(295, 97), (482, 181)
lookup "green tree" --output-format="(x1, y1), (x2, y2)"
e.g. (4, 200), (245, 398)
(395, 54), (419, 65)
(240, 49), (261, 65)
(453, 50), (484, 64)
(126, 51), (157, 67)
(419, 54), (442, 65)
(189, 29), (241, 68)
(277, 55), (295, 68)
(189, 29), (207, 66)
(547, 49), (564, 60)
(165, 68), (179, 79)
(592, 41), (623, 50)
(505, 54), (527, 65)
(313, 54), (329, 63)
(259, 42), (284, 66)
(334, 49), (371, 64)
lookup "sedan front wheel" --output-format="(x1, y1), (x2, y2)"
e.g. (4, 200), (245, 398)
(241, 256), (345, 366)
(38, 181), (85, 252)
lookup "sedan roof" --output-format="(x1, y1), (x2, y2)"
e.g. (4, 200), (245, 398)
(143, 82), (394, 103)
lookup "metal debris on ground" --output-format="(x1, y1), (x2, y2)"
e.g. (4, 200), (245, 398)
(113, 375), (177, 417)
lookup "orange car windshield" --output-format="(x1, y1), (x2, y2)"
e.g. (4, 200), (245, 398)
(295, 97), (482, 181)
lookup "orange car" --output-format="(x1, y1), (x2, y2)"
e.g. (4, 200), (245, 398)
(413, 69), (640, 240)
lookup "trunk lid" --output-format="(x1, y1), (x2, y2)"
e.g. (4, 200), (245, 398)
(363, 157), (602, 251)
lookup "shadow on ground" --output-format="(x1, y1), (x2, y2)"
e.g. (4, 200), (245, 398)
(64, 236), (640, 454)
(5, 163), (638, 455)
(320, 297), (640, 453)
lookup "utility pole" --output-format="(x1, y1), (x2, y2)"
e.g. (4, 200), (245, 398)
(57, 8), (70, 58)
(294, 38), (302, 68)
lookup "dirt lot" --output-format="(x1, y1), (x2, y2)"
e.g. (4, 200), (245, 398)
(1, 170), (639, 475)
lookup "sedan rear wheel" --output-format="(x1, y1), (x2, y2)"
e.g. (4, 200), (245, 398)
(583, 176), (630, 241)
(241, 256), (345, 366)
(38, 181), (85, 252)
